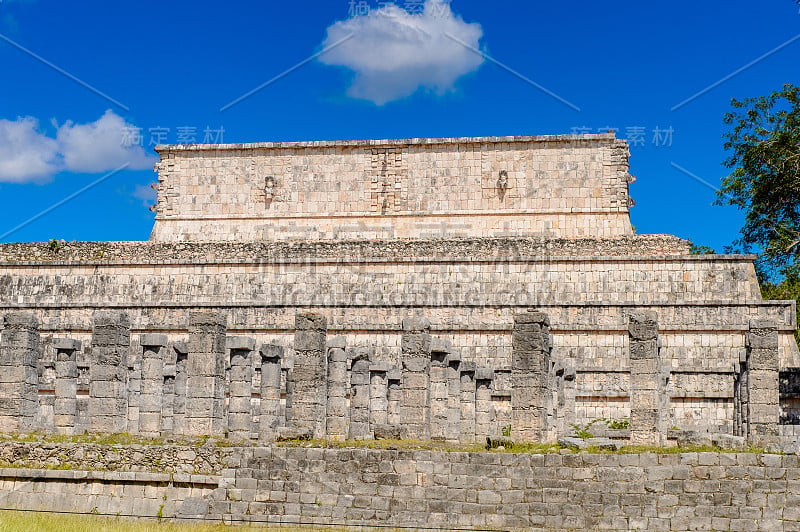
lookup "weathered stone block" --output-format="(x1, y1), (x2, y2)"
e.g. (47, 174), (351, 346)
(140, 334), (168, 348)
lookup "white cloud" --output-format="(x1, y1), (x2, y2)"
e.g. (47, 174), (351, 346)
(57, 110), (154, 174)
(0, 110), (156, 183)
(132, 183), (157, 208)
(319, 0), (484, 105)
(0, 117), (60, 183)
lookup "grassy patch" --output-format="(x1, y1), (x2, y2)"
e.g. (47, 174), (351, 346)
(0, 433), (774, 456)
(277, 438), (772, 455)
(276, 438), (486, 453)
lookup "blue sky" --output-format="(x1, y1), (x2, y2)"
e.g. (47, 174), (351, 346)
(0, 0), (798, 249)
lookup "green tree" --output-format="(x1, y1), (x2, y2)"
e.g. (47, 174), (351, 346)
(688, 243), (715, 255)
(716, 83), (800, 280)
(718, 84), (800, 342)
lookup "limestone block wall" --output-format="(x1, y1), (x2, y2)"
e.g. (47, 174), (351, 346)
(151, 134), (634, 241)
(2, 442), (800, 531)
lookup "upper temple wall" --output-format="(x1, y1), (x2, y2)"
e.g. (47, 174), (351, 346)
(151, 134), (634, 241)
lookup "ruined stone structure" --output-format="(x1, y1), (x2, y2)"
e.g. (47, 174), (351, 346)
(0, 133), (798, 449)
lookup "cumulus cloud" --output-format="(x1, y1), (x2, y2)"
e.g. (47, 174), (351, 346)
(57, 110), (154, 174)
(0, 110), (156, 183)
(0, 117), (60, 183)
(318, 0), (484, 104)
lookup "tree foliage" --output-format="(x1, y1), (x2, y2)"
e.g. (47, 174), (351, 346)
(717, 83), (800, 280)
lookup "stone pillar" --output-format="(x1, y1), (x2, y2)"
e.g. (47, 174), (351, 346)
(349, 347), (372, 440)
(226, 336), (255, 442)
(259, 344), (283, 441)
(283, 367), (293, 423)
(734, 348), (749, 437)
(628, 311), (667, 446)
(558, 363), (577, 436)
(75, 358), (89, 434)
(429, 338), (450, 441)
(139, 334), (167, 438)
(746, 320), (780, 443)
(475, 368), (495, 440)
(446, 350), (462, 442)
(89, 311), (130, 434)
(185, 312), (227, 437)
(460, 362), (476, 442)
(326, 337), (348, 441)
(511, 311), (551, 442)
(127, 339), (142, 435)
(37, 345), (55, 432)
(370, 362), (390, 428)
(53, 338), (80, 435)
(161, 343), (177, 436)
(387, 369), (402, 427)
(292, 312), (328, 439)
(0, 313), (40, 433)
(400, 317), (431, 440)
(172, 341), (188, 436)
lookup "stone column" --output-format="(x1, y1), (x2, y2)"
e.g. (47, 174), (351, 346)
(226, 336), (255, 442)
(172, 341), (188, 436)
(53, 338), (80, 435)
(475, 368), (495, 440)
(460, 362), (476, 442)
(628, 311), (667, 446)
(370, 362), (390, 428)
(400, 317), (431, 440)
(326, 337), (348, 441)
(127, 339), (142, 435)
(559, 363), (577, 436)
(429, 338), (450, 441)
(292, 312), (327, 439)
(746, 320), (780, 443)
(259, 344), (283, 441)
(446, 350), (462, 442)
(511, 311), (551, 442)
(185, 312), (227, 437)
(161, 343), (177, 436)
(0, 313), (40, 433)
(89, 311), (130, 434)
(75, 358), (89, 434)
(283, 367), (293, 423)
(138, 334), (167, 438)
(387, 369), (402, 427)
(349, 347), (372, 440)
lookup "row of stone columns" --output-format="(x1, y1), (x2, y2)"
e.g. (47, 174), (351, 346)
(279, 313), (505, 443)
(0, 311), (289, 440)
(0, 310), (782, 445)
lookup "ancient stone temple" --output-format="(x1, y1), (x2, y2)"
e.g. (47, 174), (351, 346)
(0, 133), (797, 447)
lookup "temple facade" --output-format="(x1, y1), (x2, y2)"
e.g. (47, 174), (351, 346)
(0, 133), (796, 447)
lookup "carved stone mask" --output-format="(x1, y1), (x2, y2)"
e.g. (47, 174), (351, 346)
(497, 170), (509, 190)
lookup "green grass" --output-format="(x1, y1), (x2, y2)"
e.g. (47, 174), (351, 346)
(277, 438), (771, 455)
(276, 438), (487, 453)
(0, 432), (773, 456)
(0, 511), (353, 532)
